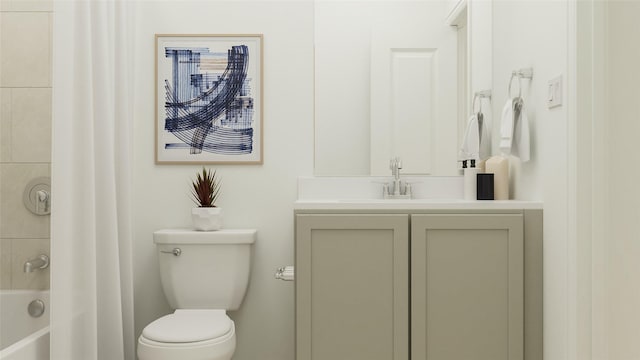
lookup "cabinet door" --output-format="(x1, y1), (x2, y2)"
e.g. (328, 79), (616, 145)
(296, 214), (409, 360)
(411, 214), (524, 360)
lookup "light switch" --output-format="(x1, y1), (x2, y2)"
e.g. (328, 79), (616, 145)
(548, 75), (563, 109)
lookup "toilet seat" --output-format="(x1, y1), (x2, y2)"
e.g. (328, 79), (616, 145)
(143, 309), (232, 343)
(137, 310), (236, 360)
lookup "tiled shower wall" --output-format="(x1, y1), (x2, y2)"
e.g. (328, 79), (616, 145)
(0, 0), (52, 290)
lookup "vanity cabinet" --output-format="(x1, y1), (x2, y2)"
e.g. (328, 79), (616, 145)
(411, 214), (523, 360)
(295, 210), (542, 360)
(295, 214), (409, 360)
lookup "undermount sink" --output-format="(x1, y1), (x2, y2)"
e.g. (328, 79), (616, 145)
(335, 198), (465, 203)
(297, 176), (466, 202)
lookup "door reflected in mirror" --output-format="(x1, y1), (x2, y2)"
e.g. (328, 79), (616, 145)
(314, 0), (465, 176)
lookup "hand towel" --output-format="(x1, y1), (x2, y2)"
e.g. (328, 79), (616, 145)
(477, 112), (491, 160)
(459, 114), (479, 160)
(499, 98), (515, 155)
(512, 99), (530, 162)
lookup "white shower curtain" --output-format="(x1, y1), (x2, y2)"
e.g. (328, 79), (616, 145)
(51, 1), (135, 359)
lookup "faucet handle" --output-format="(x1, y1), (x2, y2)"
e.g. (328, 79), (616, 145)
(382, 183), (390, 196)
(371, 180), (391, 197)
(402, 180), (423, 198)
(36, 190), (50, 214)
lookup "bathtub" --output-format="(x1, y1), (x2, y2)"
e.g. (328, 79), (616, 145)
(0, 290), (50, 360)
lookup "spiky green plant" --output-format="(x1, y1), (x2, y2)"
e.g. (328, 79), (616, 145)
(191, 167), (221, 207)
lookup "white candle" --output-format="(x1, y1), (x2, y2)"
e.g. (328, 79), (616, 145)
(485, 156), (509, 200)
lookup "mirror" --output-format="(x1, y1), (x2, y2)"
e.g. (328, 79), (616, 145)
(314, 0), (468, 176)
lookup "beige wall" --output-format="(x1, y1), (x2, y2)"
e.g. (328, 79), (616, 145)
(0, 0), (52, 290)
(604, 2), (640, 358)
(574, 2), (640, 358)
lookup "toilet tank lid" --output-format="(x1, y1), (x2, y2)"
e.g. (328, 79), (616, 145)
(142, 309), (232, 343)
(153, 229), (256, 244)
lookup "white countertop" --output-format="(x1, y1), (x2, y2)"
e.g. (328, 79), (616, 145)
(294, 199), (543, 210)
(296, 176), (542, 210)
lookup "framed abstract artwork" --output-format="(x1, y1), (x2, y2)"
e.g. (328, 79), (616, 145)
(155, 34), (263, 164)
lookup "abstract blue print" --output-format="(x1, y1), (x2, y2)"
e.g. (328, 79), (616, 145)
(162, 44), (255, 156)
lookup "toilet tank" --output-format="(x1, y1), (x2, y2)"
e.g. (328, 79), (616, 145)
(153, 229), (256, 310)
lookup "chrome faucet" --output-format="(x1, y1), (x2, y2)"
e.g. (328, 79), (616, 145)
(384, 157), (412, 199)
(390, 157), (402, 195)
(24, 254), (49, 273)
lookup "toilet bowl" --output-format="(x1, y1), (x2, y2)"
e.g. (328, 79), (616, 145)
(137, 229), (256, 360)
(138, 310), (235, 360)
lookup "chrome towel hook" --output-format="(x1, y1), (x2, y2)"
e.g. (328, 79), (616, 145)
(472, 90), (492, 114)
(508, 68), (534, 98)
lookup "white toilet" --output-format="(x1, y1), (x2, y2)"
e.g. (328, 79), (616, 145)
(137, 229), (256, 360)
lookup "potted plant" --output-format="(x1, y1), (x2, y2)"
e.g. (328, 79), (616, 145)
(191, 167), (222, 231)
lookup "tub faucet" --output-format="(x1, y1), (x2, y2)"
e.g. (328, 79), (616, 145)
(24, 254), (49, 273)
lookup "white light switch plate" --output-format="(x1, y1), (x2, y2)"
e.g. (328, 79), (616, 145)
(548, 75), (563, 108)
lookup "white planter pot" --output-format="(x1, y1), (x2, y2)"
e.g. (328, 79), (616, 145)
(191, 207), (222, 231)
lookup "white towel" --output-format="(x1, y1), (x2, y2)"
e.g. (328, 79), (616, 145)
(499, 98), (515, 155)
(459, 114), (480, 160)
(512, 99), (530, 162)
(477, 112), (491, 160)
(500, 97), (530, 162)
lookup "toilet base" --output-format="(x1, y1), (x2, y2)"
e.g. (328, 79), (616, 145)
(137, 322), (235, 360)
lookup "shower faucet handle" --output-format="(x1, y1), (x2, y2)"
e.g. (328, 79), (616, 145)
(36, 190), (50, 214)
(23, 177), (51, 216)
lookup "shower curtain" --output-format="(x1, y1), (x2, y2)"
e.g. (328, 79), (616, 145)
(51, 1), (135, 359)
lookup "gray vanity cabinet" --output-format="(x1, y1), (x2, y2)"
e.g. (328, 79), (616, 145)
(295, 210), (542, 360)
(295, 214), (409, 360)
(411, 214), (524, 360)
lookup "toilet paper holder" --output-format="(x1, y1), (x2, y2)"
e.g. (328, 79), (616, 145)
(275, 266), (294, 281)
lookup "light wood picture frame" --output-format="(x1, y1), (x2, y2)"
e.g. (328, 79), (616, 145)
(155, 34), (263, 164)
